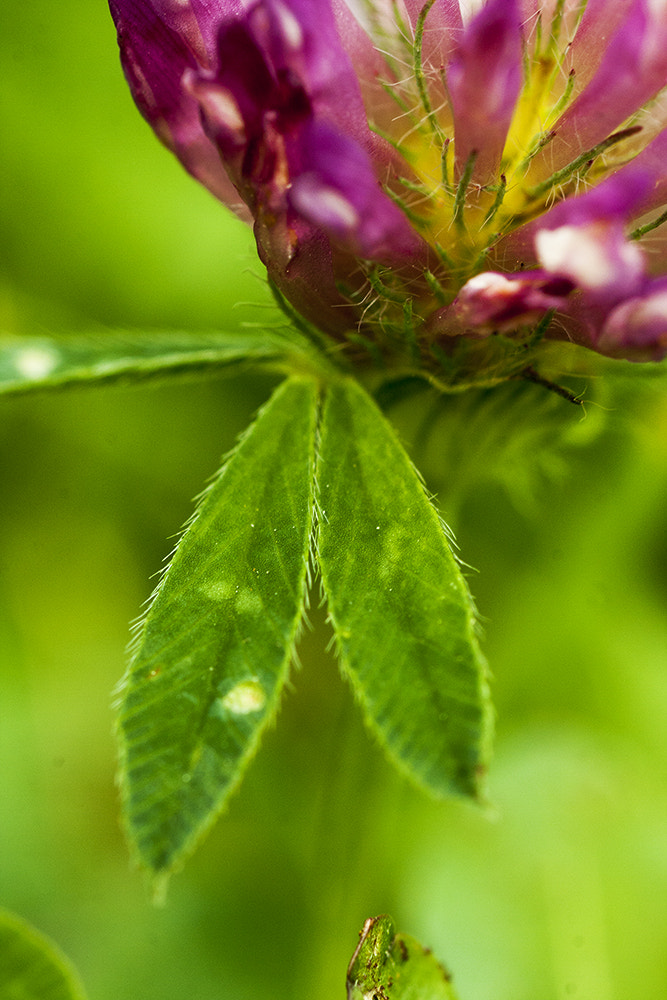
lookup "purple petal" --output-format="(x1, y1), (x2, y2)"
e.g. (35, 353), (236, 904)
(186, 0), (423, 263)
(541, 0), (667, 173)
(535, 167), (653, 231)
(328, 0), (420, 138)
(598, 277), (667, 360)
(245, 0), (374, 148)
(108, 0), (248, 212)
(536, 222), (646, 303)
(288, 120), (424, 259)
(533, 170), (651, 304)
(446, 0), (523, 183)
(613, 126), (667, 217)
(404, 0), (463, 70)
(123, 0), (211, 62)
(191, 15), (281, 161)
(444, 269), (573, 332)
(188, 0), (248, 56)
(546, 0), (636, 91)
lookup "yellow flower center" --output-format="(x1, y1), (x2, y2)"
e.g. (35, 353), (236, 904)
(379, 2), (641, 296)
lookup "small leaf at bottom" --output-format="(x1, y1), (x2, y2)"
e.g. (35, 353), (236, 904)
(317, 378), (492, 799)
(118, 376), (318, 878)
(0, 909), (87, 1000)
(347, 915), (459, 1000)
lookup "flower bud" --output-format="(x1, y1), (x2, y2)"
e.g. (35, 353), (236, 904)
(109, 0), (667, 382)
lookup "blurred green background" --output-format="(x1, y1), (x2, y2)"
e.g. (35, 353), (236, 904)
(1, 4), (666, 999)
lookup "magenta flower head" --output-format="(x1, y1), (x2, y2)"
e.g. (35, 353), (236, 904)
(109, 0), (667, 384)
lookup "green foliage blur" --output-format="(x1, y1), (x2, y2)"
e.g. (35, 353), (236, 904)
(1, 4), (666, 999)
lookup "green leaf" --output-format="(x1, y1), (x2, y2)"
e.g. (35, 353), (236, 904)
(0, 330), (290, 395)
(317, 378), (492, 799)
(0, 909), (87, 1000)
(118, 376), (318, 881)
(346, 915), (459, 1000)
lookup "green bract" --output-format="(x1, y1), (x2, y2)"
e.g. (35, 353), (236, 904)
(0, 910), (88, 1000)
(0, 324), (495, 880)
(118, 377), (318, 876)
(318, 380), (491, 799)
(112, 366), (491, 879)
(347, 915), (460, 1000)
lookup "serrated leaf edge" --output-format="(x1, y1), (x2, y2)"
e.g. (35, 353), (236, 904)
(115, 376), (320, 885)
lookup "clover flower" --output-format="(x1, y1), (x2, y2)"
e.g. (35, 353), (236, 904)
(109, 0), (667, 386)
